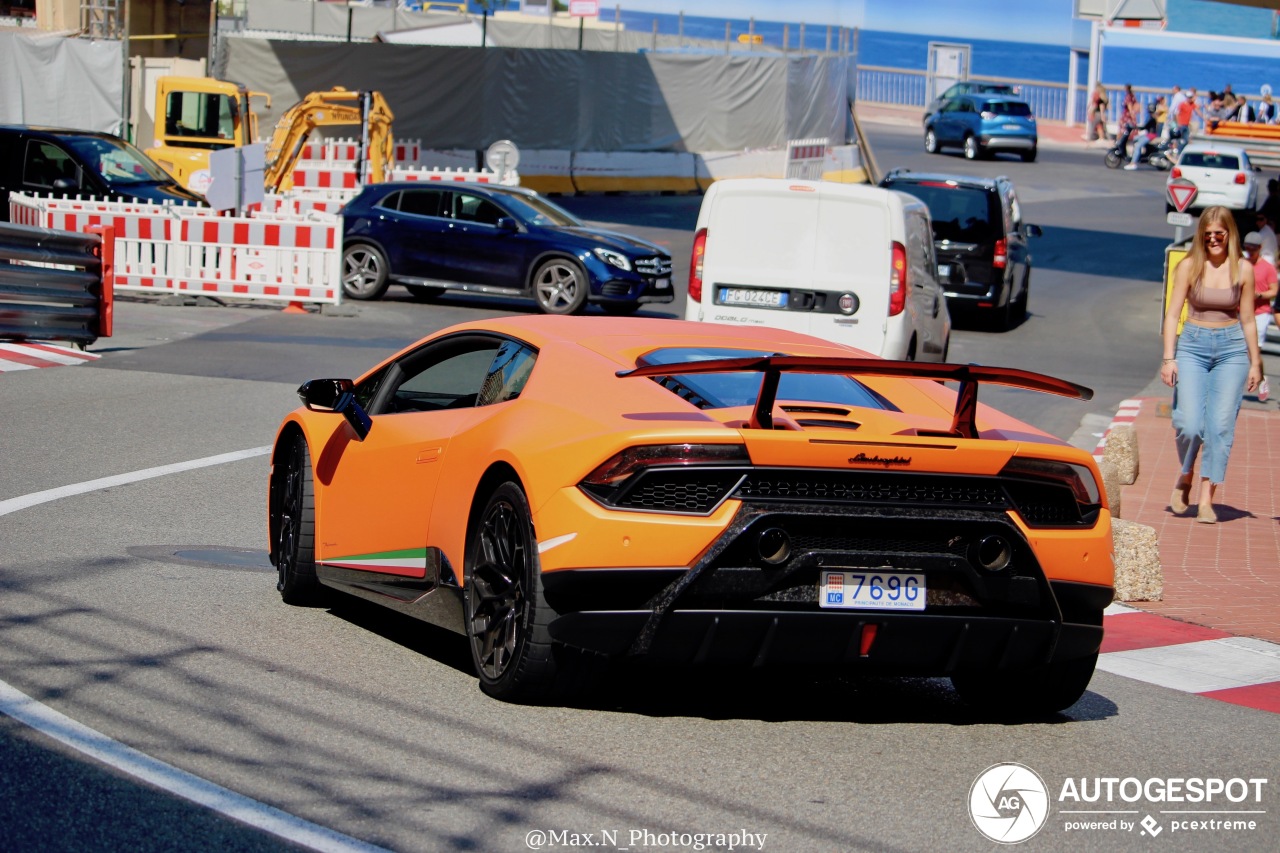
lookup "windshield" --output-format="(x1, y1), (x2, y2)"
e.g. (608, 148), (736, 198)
(639, 347), (896, 411)
(61, 135), (172, 186)
(499, 192), (582, 227)
(890, 183), (994, 244)
(1180, 151), (1241, 170)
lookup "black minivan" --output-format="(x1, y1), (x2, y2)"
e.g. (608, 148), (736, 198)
(881, 169), (1042, 330)
(0, 125), (204, 221)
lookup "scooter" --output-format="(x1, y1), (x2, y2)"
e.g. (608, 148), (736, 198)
(1105, 131), (1176, 171)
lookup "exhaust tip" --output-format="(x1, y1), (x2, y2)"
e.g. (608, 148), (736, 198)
(974, 535), (1013, 573)
(757, 527), (791, 566)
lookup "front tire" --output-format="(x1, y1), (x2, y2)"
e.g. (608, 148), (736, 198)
(951, 652), (1099, 717)
(532, 258), (588, 315)
(274, 435), (323, 605)
(924, 129), (939, 154)
(963, 135), (982, 160)
(342, 243), (390, 301)
(1104, 149), (1122, 169)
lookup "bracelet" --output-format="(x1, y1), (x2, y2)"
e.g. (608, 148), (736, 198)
(1162, 358), (1176, 363)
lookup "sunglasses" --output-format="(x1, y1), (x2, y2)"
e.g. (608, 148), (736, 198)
(1204, 231), (1228, 242)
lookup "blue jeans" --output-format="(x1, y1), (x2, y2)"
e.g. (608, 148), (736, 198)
(1172, 323), (1250, 484)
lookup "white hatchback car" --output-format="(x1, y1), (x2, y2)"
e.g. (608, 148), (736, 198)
(1166, 142), (1259, 214)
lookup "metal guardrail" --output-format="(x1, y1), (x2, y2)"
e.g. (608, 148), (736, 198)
(1200, 124), (1280, 171)
(856, 65), (1073, 122)
(0, 222), (114, 347)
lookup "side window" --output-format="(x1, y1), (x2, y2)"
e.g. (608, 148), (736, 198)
(24, 141), (81, 189)
(477, 340), (537, 406)
(355, 365), (389, 411)
(398, 189), (444, 218)
(453, 192), (506, 225)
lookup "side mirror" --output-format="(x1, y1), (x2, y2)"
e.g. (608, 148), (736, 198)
(297, 378), (371, 441)
(1026, 223), (1043, 238)
(495, 216), (519, 232)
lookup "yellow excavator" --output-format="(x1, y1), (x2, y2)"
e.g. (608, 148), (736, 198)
(148, 77), (395, 195)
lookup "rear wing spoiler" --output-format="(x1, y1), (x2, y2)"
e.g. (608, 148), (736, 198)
(617, 356), (1093, 439)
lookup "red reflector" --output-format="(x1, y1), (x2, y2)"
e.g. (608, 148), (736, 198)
(1171, 167), (1182, 178)
(919, 180), (958, 188)
(860, 624), (878, 657)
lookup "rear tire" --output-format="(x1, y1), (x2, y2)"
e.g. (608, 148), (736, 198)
(1021, 146), (1037, 163)
(465, 482), (600, 702)
(1012, 273), (1029, 324)
(342, 243), (390, 301)
(963, 135), (982, 160)
(951, 652), (1099, 717)
(1104, 150), (1122, 169)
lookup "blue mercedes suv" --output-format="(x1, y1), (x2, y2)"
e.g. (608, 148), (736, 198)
(339, 182), (674, 314)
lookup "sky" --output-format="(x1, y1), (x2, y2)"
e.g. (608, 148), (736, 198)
(614, 0), (1079, 45)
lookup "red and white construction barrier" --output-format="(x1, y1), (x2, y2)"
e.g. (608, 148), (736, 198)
(9, 194), (343, 307)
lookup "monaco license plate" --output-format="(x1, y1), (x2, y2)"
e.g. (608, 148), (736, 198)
(819, 570), (925, 611)
(718, 287), (788, 308)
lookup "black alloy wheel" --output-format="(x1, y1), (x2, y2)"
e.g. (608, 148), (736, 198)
(342, 243), (390, 301)
(275, 435), (323, 605)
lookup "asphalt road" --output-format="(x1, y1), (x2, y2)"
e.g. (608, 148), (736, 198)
(1, 129), (1277, 852)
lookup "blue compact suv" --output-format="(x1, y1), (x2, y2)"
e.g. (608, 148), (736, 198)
(340, 182), (674, 314)
(923, 94), (1038, 162)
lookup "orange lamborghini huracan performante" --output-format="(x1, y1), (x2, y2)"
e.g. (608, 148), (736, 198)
(268, 316), (1114, 713)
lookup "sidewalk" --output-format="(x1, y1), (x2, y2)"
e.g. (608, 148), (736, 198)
(1113, 386), (1280, 644)
(854, 101), (1116, 152)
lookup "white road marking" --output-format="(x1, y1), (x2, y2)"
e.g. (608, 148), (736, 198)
(0, 679), (389, 853)
(1097, 637), (1280, 694)
(0, 447), (272, 517)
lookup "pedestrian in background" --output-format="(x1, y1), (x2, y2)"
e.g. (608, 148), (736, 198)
(1087, 82), (1110, 142)
(1161, 207), (1264, 523)
(1252, 210), (1278, 265)
(1243, 231), (1276, 400)
(1257, 85), (1277, 123)
(1173, 87), (1201, 150)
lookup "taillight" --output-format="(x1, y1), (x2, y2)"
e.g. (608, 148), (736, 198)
(1171, 167), (1182, 178)
(1000, 457), (1104, 521)
(689, 228), (707, 303)
(993, 237), (1008, 269)
(889, 241), (907, 316)
(579, 443), (750, 512)
(1235, 172), (1248, 185)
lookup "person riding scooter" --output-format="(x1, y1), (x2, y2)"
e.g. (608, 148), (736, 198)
(1117, 97), (1172, 170)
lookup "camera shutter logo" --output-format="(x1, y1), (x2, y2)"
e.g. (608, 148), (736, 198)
(969, 763), (1050, 844)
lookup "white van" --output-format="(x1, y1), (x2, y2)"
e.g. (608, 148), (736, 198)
(684, 179), (951, 361)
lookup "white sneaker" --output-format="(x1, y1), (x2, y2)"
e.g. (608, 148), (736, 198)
(1123, 163), (1138, 170)
(1260, 377), (1271, 403)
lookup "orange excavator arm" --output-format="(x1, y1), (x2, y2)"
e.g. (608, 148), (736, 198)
(263, 87), (395, 193)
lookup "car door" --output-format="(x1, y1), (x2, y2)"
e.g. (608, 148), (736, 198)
(907, 208), (947, 358)
(433, 190), (531, 288)
(1003, 185), (1031, 298)
(315, 334), (511, 579)
(383, 187), (451, 280)
(935, 99), (965, 145)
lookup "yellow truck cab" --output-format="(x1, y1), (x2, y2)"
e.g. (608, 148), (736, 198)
(149, 76), (270, 194)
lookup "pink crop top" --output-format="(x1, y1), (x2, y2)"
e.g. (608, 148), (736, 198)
(1187, 279), (1241, 323)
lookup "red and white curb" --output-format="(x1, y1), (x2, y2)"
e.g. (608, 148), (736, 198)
(0, 343), (101, 372)
(1099, 603), (1280, 713)
(1093, 397), (1142, 458)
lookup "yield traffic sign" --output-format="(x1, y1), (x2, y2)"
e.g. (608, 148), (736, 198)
(1167, 178), (1198, 213)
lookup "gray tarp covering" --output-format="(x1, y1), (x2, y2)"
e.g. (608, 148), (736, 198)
(216, 37), (847, 151)
(0, 32), (123, 133)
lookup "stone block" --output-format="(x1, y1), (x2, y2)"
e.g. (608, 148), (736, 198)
(1111, 518), (1163, 601)
(1097, 457), (1123, 520)
(1102, 423), (1139, 485)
